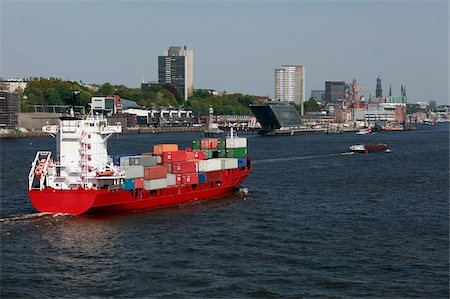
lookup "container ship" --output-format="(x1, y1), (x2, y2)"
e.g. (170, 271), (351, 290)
(249, 101), (325, 136)
(28, 114), (251, 215)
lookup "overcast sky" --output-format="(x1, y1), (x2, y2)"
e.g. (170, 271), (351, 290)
(1, 0), (448, 104)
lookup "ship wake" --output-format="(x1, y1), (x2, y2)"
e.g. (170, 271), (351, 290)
(252, 152), (354, 164)
(0, 212), (71, 225)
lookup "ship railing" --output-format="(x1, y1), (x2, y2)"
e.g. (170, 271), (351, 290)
(28, 151), (52, 190)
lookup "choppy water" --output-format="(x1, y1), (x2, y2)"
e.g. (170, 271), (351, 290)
(1, 125), (448, 298)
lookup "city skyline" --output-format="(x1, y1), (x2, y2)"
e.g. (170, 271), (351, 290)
(1, 1), (448, 105)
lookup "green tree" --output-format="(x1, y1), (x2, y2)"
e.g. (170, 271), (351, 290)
(99, 83), (116, 95)
(44, 88), (62, 105)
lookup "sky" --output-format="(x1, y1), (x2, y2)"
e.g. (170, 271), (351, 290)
(1, 0), (448, 105)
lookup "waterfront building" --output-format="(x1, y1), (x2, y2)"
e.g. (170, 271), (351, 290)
(0, 79), (28, 93)
(274, 65), (305, 111)
(310, 90), (325, 101)
(0, 91), (19, 129)
(429, 100), (437, 110)
(325, 81), (346, 103)
(352, 103), (407, 125)
(158, 46), (193, 101)
(376, 75), (382, 98)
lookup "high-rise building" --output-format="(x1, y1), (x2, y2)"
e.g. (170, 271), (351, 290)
(325, 81), (346, 103)
(158, 46), (193, 101)
(310, 90), (325, 101)
(274, 65), (305, 109)
(376, 75), (382, 98)
(0, 91), (19, 129)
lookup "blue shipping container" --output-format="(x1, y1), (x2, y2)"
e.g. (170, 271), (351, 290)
(111, 153), (136, 166)
(123, 179), (135, 190)
(198, 173), (206, 184)
(237, 157), (247, 168)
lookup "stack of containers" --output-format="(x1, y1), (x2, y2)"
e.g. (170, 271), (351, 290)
(118, 137), (248, 191)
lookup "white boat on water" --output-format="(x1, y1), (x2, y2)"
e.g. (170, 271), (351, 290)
(356, 127), (372, 135)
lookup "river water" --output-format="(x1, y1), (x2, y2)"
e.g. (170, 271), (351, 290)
(1, 124), (448, 298)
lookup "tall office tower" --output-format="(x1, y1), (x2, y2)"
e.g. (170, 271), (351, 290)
(274, 65), (305, 108)
(158, 46), (193, 101)
(325, 81), (346, 103)
(0, 91), (19, 129)
(376, 75), (382, 98)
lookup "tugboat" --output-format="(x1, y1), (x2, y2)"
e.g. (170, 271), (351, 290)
(349, 143), (389, 153)
(28, 109), (251, 215)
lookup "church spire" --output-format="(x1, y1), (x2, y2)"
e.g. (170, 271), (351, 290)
(389, 84), (392, 96)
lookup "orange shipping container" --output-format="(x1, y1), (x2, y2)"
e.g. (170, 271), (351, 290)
(144, 165), (167, 180)
(153, 144), (179, 155)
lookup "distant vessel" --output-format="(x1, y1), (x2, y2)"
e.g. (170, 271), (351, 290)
(349, 143), (389, 153)
(28, 113), (251, 215)
(249, 101), (325, 136)
(356, 127), (373, 135)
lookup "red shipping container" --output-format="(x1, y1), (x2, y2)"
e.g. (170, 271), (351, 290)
(200, 138), (219, 149)
(205, 170), (221, 182)
(193, 150), (206, 160)
(171, 161), (197, 174)
(144, 165), (167, 180)
(164, 162), (172, 173)
(162, 150), (189, 163)
(134, 178), (144, 189)
(182, 173), (199, 184)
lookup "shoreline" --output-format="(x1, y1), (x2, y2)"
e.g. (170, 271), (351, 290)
(0, 126), (207, 139)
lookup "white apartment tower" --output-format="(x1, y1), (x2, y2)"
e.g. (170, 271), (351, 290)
(158, 46), (193, 101)
(274, 65), (305, 112)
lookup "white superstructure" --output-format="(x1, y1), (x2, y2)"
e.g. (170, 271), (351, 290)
(29, 114), (123, 190)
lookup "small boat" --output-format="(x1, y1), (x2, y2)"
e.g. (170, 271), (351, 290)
(349, 143), (389, 153)
(356, 127), (372, 135)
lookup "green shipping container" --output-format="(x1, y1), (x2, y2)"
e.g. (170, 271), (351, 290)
(217, 139), (226, 149)
(226, 148), (247, 158)
(204, 149), (219, 159)
(217, 148), (228, 158)
(192, 139), (201, 150)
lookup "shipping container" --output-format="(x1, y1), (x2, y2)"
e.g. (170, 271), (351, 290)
(123, 179), (135, 190)
(197, 158), (222, 172)
(144, 165), (167, 180)
(217, 139), (226, 149)
(226, 137), (247, 149)
(162, 150), (190, 163)
(198, 173), (206, 184)
(164, 162), (173, 174)
(192, 139), (201, 150)
(203, 149), (218, 159)
(153, 144), (179, 155)
(221, 158), (238, 170)
(201, 138), (219, 149)
(121, 165), (144, 179)
(205, 170), (221, 182)
(237, 157), (247, 168)
(111, 153), (136, 166)
(171, 161), (198, 174)
(134, 178), (144, 189)
(166, 174), (176, 186)
(193, 150), (207, 160)
(217, 148), (228, 158)
(181, 173), (199, 184)
(226, 148), (247, 158)
(144, 178), (168, 190)
(121, 155), (158, 167)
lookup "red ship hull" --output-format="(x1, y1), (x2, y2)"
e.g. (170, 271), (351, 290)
(29, 166), (251, 215)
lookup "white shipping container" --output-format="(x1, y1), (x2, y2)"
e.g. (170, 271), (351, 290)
(225, 137), (247, 149)
(197, 158), (222, 172)
(166, 174), (176, 186)
(121, 165), (144, 179)
(144, 178), (168, 190)
(121, 155), (158, 167)
(221, 158), (238, 170)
